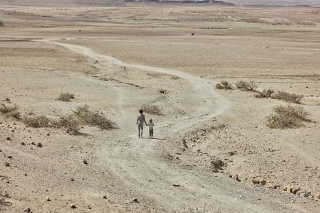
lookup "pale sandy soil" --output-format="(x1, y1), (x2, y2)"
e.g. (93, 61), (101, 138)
(0, 4), (320, 213)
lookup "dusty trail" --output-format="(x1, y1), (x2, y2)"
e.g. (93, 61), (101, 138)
(42, 40), (310, 212)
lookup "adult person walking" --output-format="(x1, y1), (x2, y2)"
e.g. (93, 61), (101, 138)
(137, 109), (148, 138)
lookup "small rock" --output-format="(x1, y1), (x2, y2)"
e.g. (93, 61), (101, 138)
(37, 143), (43, 147)
(259, 179), (266, 185)
(6, 137), (11, 141)
(8, 156), (12, 159)
(4, 162), (10, 167)
(46, 197), (51, 201)
(21, 142), (26, 146)
(267, 184), (276, 189)
(83, 159), (88, 164)
(232, 174), (240, 182)
(314, 193), (320, 200)
(252, 179), (260, 184)
(133, 198), (139, 203)
(300, 193), (308, 197)
(70, 178), (75, 181)
(70, 204), (76, 209)
(173, 184), (180, 187)
(103, 195), (107, 199)
(24, 208), (31, 212)
(292, 187), (300, 194)
(31, 142), (35, 145)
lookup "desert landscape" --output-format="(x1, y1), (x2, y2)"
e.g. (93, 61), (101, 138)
(0, 0), (320, 212)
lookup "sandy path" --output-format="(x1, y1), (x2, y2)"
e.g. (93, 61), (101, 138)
(40, 40), (311, 212)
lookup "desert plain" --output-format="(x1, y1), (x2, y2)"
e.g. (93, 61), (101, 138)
(0, 1), (320, 212)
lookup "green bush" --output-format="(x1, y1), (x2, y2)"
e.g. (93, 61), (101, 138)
(267, 105), (310, 129)
(73, 105), (116, 130)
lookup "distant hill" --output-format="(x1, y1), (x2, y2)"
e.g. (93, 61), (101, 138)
(0, 0), (319, 7)
(221, 0), (320, 7)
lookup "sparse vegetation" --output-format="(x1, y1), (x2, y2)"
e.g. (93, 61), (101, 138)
(56, 115), (80, 135)
(57, 92), (75, 102)
(0, 20), (4, 27)
(141, 104), (162, 115)
(255, 89), (275, 98)
(159, 89), (169, 94)
(267, 105), (310, 129)
(73, 105), (116, 130)
(0, 104), (21, 120)
(172, 205), (220, 213)
(216, 80), (233, 90)
(236, 81), (257, 91)
(171, 75), (180, 80)
(273, 91), (303, 104)
(23, 115), (53, 128)
(0, 190), (11, 210)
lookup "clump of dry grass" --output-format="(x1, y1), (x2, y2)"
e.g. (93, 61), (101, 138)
(0, 104), (21, 120)
(23, 115), (80, 135)
(236, 81), (257, 91)
(55, 115), (80, 135)
(73, 105), (116, 130)
(23, 115), (53, 128)
(57, 92), (75, 102)
(159, 89), (169, 94)
(254, 89), (275, 98)
(267, 105), (310, 129)
(172, 205), (219, 213)
(273, 91), (303, 104)
(141, 104), (162, 115)
(171, 75), (180, 80)
(216, 80), (233, 90)
(0, 190), (11, 211)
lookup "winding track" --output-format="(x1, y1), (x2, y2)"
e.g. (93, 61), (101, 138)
(44, 40), (310, 212)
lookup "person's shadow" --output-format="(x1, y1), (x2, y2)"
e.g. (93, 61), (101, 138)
(145, 137), (166, 140)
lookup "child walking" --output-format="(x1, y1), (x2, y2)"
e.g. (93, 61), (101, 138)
(148, 119), (155, 138)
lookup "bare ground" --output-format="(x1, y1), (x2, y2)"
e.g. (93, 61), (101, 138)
(0, 4), (320, 213)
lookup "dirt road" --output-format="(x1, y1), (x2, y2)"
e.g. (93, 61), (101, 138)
(37, 40), (315, 212)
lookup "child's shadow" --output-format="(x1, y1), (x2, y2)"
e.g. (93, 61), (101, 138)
(149, 137), (166, 140)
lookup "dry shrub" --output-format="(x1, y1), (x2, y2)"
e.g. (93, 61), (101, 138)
(159, 89), (169, 94)
(56, 115), (80, 135)
(0, 104), (21, 120)
(267, 105), (310, 129)
(57, 92), (75, 102)
(73, 105), (116, 130)
(23, 115), (80, 135)
(171, 75), (180, 80)
(23, 115), (53, 128)
(0, 197), (11, 211)
(236, 81), (257, 91)
(172, 205), (218, 213)
(141, 105), (162, 115)
(216, 81), (233, 90)
(255, 89), (275, 98)
(273, 91), (303, 104)
(215, 83), (224, 89)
